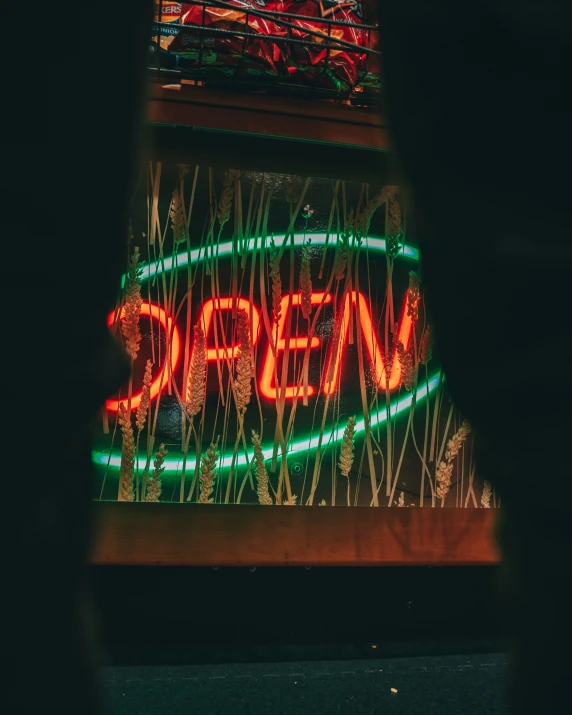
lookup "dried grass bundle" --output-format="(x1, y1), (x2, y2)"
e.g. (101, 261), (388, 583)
(136, 360), (153, 432)
(419, 326), (433, 365)
(283, 494), (298, 505)
(300, 239), (313, 320)
(122, 246), (143, 361)
(436, 420), (472, 500)
(252, 429), (273, 505)
(170, 189), (188, 245)
(339, 416), (356, 478)
(198, 439), (219, 504)
(217, 169), (236, 230)
(146, 443), (168, 502)
(407, 271), (420, 322)
(481, 480), (492, 508)
(187, 322), (207, 417)
(269, 236), (282, 326)
(117, 403), (135, 502)
(235, 310), (252, 416)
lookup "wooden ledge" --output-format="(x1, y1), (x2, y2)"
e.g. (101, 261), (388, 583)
(91, 503), (499, 567)
(147, 82), (391, 150)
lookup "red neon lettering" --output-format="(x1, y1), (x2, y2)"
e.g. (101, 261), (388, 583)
(106, 302), (182, 412)
(323, 291), (413, 394)
(259, 292), (332, 400)
(195, 297), (261, 362)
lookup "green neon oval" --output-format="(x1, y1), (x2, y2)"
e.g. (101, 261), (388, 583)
(94, 233), (436, 475)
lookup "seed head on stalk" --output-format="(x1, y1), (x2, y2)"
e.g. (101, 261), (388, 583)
(146, 443), (168, 503)
(407, 271), (420, 322)
(235, 310), (252, 416)
(122, 246), (143, 362)
(199, 439), (219, 504)
(354, 186), (390, 240)
(251, 429), (273, 505)
(300, 239), (313, 320)
(187, 322), (207, 418)
(177, 164), (190, 180)
(481, 480), (492, 508)
(374, 185), (401, 259)
(284, 174), (302, 207)
(334, 211), (353, 281)
(136, 360), (153, 433)
(382, 324), (400, 387)
(170, 189), (188, 245)
(396, 340), (416, 391)
(268, 236), (282, 327)
(339, 416), (356, 478)
(419, 326), (433, 365)
(117, 403), (135, 502)
(217, 169), (237, 231)
(436, 420), (472, 499)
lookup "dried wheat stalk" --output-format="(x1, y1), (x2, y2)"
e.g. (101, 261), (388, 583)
(268, 236), (282, 327)
(300, 239), (313, 320)
(146, 443), (168, 502)
(339, 416), (356, 478)
(178, 164), (190, 180)
(397, 491), (405, 507)
(252, 429), (273, 505)
(381, 324), (399, 387)
(117, 403), (135, 502)
(187, 322), (207, 418)
(339, 415), (356, 506)
(199, 439), (219, 504)
(217, 169), (236, 231)
(122, 246), (143, 361)
(284, 175), (302, 209)
(235, 310), (252, 416)
(436, 420), (472, 500)
(481, 480), (492, 508)
(136, 360), (153, 432)
(419, 326), (433, 365)
(396, 339), (416, 391)
(170, 189), (189, 245)
(319, 499), (327, 506)
(334, 214), (352, 281)
(352, 184), (397, 240)
(407, 271), (420, 322)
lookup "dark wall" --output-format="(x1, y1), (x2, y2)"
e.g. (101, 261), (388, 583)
(92, 565), (504, 665)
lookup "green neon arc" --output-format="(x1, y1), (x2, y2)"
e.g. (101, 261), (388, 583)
(129, 233), (419, 285)
(96, 232), (435, 475)
(93, 374), (439, 473)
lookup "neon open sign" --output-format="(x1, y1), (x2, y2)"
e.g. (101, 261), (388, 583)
(94, 233), (440, 473)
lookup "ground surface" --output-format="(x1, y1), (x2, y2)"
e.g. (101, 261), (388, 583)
(101, 652), (508, 714)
